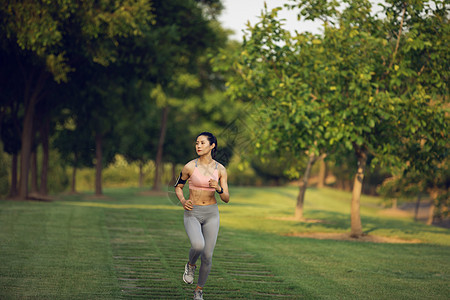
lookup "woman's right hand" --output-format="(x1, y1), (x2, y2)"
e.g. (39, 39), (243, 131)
(183, 199), (193, 211)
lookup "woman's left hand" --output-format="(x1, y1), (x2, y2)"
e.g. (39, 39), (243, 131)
(208, 179), (220, 191)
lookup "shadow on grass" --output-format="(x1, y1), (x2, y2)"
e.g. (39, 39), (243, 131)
(289, 209), (449, 239)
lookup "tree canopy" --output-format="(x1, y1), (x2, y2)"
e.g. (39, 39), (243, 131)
(226, 0), (448, 235)
(0, 0), (230, 198)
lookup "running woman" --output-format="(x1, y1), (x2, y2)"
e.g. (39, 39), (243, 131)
(174, 132), (230, 300)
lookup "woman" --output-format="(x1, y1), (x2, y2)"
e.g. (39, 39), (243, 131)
(174, 132), (230, 300)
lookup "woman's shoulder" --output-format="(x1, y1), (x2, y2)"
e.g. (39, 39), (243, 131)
(183, 159), (197, 171)
(214, 160), (226, 172)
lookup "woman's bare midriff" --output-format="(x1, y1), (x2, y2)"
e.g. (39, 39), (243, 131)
(189, 189), (217, 206)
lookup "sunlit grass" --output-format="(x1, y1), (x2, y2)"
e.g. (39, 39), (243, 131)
(220, 186), (449, 246)
(0, 186), (449, 299)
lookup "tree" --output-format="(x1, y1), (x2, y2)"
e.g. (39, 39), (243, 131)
(0, 0), (155, 199)
(53, 120), (95, 194)
(146, 1), (227, 191)
(221, 4), (333, 220)
(228, 0), (448, 236)
(378, 156), (449, 226)
(74, 63), (127, 196)
(115, 80), (160, 188)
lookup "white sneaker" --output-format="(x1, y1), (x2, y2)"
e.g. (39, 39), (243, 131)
(183, 263), (196, 284)
(193, 289), (203, 300)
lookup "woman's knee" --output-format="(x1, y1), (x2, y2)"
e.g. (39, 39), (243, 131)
(191, 240), (205, 253)
(201, 250), (214, 265)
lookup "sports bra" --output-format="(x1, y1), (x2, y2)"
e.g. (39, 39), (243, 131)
(189, 159), (219, 191)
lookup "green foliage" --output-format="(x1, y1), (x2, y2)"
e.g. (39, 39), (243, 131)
(109, 0), (232, 171)
(1, 0), (234, 198)
(73, 156), (177, 191)
(0, 0), (158, 198)
(0, 144), (69, 196)
(52, 124), (95, 169)
(226, 155), (259, 185)
(228, 0), (448, 188)
(222, 0), (448, 236)
(114, 80), (160, 165)
(378, 172), (426, 201)
(101, 155), (156, 188)
(1, 0), (156, 82)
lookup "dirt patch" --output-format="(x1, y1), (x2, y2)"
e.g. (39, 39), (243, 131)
(380, 206), (450, 229)
(378, 208), (412, 218)
(285, 232), (421, 244)
(268, 216), (327, 224)
(27, 193), (55, 202)
(84, 194), (111, 200)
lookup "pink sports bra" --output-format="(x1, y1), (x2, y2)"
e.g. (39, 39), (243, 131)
(189, 159), (219, 191)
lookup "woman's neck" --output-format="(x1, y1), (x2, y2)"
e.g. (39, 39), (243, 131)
(198, 155), (213, 166)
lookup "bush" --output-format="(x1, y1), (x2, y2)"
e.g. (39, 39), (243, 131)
(227, 155), (260, 186)
(74, 155), (177, 191)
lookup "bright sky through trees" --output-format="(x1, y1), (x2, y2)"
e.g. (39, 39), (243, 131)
(219, 0), (321, 40)
(219, 0), (385, 40)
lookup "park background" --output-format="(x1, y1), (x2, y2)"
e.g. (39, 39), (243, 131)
(0, 0), (448, 299)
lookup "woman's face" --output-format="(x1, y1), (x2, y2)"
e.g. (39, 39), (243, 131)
(196, 135), (214, 156)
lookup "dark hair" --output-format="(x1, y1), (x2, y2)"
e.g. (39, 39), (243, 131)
(197, 132), (217, 159)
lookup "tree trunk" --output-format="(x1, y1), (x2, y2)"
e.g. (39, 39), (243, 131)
(17, 69), (48, 200)
(414, 195), (421, 221)
(30, 113), (40, 195)
(95, 132), (103, 196)
(350, 147), (367, 238)
(426, 189), (438, 225)
(317, 154), (327, 188)
(39, 119), (49, 195)
(18, 97), (37, 199)
(392, 198), (398, 209)
(71, 153), (78, 193)
(71, 165), (77, 194)
(426, 200), (435, 225)
(153, 106), (169, 191)
(9, 153), (18, 198)
(139, 161), (144, 188)
(295, 153), (316, 220)
(30, 150), (39, 193)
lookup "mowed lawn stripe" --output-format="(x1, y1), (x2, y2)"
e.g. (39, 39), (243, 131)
(0, 200), (120, 299)
(1, 187), (449, 299)
(105, 207), (186, 298)
(103, 193), (302, 299)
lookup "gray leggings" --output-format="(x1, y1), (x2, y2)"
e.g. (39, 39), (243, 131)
(184, 204), (220, 287)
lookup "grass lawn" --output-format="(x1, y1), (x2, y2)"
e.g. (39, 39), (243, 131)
(0, 186), (449, 299)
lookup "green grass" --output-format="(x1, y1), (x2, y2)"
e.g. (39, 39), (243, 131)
(0, 186), (449, 299)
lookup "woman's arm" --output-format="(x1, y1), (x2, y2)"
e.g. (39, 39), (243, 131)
(175, 164), (194, 210)
(217, 166), (230, 203)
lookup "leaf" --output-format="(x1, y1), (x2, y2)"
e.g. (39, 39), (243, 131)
(345, 140), (353, 150)
(356, 136), (364, 146)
